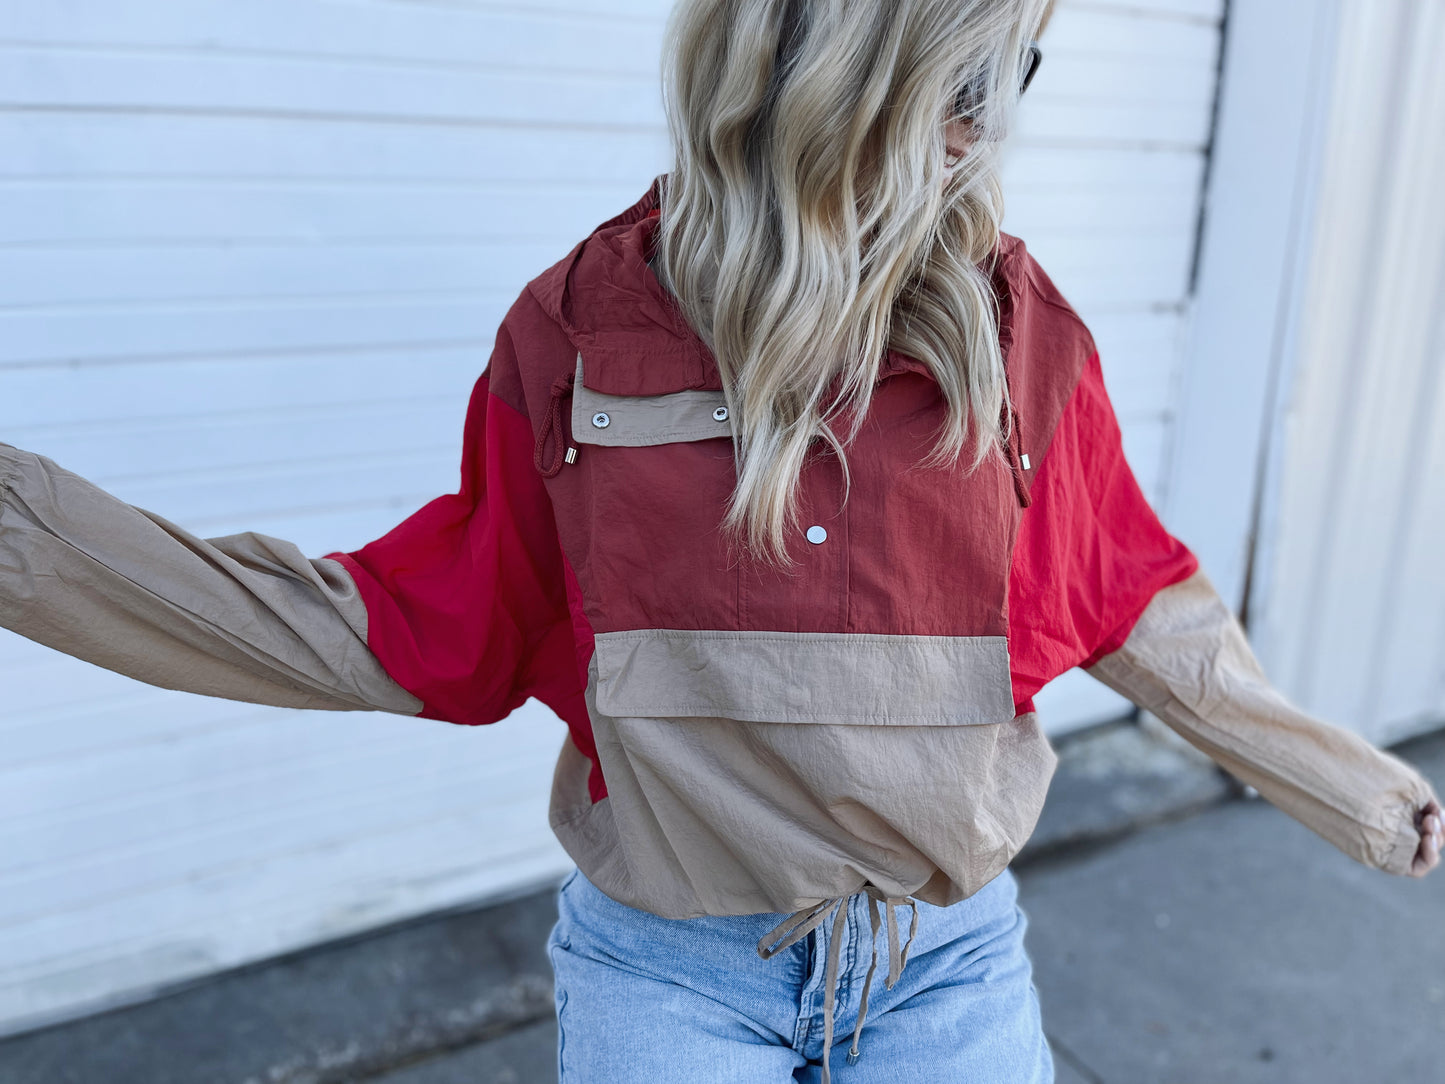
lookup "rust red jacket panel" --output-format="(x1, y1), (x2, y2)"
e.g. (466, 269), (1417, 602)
(325, 178), (1199, 804)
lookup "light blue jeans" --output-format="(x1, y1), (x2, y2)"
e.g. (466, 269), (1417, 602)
(546, 864), (1055, 1083)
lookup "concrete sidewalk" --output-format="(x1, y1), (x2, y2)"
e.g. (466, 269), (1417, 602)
(1021, 724), (1445, 1084)
(1, 719), (1439, 1084)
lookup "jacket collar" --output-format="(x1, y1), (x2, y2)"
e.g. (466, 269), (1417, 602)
(526, 174), (1025, 396)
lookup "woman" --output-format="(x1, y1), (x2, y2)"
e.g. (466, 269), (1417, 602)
(1, 0), (1440, 1081)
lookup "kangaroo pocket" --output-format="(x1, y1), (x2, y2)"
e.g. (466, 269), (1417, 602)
(569, 627), (1059, 919)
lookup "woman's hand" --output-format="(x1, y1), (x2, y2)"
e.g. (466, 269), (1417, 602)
(1408, 799), (1443, 877)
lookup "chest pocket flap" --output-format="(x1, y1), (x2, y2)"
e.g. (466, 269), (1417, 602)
(571, 353), (734, 447)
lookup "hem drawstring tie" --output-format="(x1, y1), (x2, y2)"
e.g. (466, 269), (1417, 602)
(534, 370), (577, 477)
(757, 886), (920, 1084)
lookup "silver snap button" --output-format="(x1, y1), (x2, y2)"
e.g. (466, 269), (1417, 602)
(806, 525), (827, 545)
(712, 405), (729, 422)
(591, 411), (610, 429)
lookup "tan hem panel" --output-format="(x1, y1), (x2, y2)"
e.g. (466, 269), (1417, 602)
(571, 353), (733, 447)
(0, 441), (424, 716)
(547, 652), (1058, 919)
(547, 731), (645, 903)
(593, 628), (1016, 726)
(1085, 567), (1436, 877)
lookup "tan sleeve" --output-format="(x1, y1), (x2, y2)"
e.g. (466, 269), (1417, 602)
(0, 441), (424, 716)
(1084, 566), (1436, 877)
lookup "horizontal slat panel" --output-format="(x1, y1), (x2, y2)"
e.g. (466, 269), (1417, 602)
(0, 48), (665, 127)
(0, 295), (508, 367)
(1014, 100), (1211, 147)
(0, 756), (561, 971)
(0, 343), (487, 428)
(0, 241), (561, 307)
(0, 730), (544, 865)
(1, 2), (666, 74)
(0, 793), (569, 1019)
(9, 398), (463, 475)
(1069, 0), (1224, 21)
(0, 112), (673, 181)
(1049, 4), (1222, 57)
(1001, 144), (1205, 190)
(1027, 230), (1197, 310)
(1005, 185), (1202, 234)
(1091, 309), (1184, 420)
(383, 0), (666, 19)
(0, 732), (560, 923)
(1028, 53), (1216, 111)
(0, 703), (424, 814)
(0, 832), (569, 1038)
(0, 676), (310, 755)
(0, 179), (651, 245)
(0, 672), (181, 732)
(108, 464), (444, 528)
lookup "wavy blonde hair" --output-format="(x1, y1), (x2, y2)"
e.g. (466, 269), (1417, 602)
(654, 0), (1053, 570)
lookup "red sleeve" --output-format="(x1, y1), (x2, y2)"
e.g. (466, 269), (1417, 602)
(323, 326), (580, 726)
(1008, 348), (1200, 708)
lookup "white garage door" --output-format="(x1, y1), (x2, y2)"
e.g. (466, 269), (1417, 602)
(0, 0), (1223, 1036)
(1246, 0), (1445, 746)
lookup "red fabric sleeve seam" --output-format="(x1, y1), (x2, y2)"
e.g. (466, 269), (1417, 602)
(1081, 555), (1201, 669)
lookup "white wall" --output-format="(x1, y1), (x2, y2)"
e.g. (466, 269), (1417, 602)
(1170, 0), (1445, 749)
(1245, 0), (1445, 745)
(0, 0), (1222, 1035)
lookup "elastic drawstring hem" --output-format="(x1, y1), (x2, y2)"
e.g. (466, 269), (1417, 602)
(757, 887), (920, 1084)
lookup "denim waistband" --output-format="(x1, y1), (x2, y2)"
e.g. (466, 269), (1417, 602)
(556, 866), (1020, 1084)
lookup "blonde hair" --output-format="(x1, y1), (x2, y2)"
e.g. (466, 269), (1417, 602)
(654, 0), (1053, 570)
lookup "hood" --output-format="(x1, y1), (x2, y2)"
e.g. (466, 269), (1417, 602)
(526, 175), (715, 396)
(525, 173), (1032, 399)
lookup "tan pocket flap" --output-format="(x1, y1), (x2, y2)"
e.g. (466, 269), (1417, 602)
(593, 628), (1016, 726)
(572, 354), (734, 447)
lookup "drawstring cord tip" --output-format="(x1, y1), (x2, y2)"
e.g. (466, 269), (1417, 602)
(758, 888), (919, 1084)
(534, 368), (577, 478)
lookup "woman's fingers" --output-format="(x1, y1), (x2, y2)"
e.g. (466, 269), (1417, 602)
(1409, 806), (1442, 877)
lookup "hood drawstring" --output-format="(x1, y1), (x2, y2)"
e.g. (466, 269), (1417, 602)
(757, 887), (920, 1084)
(1000, 399), (1032, 509)
(534, 370), (577, 478)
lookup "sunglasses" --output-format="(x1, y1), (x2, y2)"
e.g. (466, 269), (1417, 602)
(953, 41), (1043, 119)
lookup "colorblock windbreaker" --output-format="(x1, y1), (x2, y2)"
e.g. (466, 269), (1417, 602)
(1, 176), (1437, 1080)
